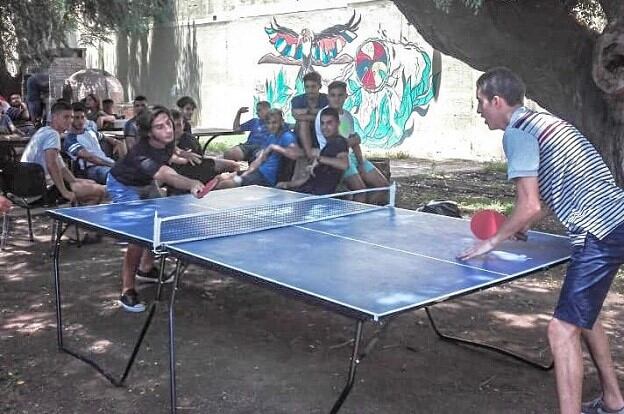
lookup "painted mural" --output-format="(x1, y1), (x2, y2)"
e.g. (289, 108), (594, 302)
(257, 13), (440, 149)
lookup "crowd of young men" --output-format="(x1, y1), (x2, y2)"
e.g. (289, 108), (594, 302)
(4, 67), (624, 413)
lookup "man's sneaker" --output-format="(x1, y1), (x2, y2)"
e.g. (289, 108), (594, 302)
(119, 289), (146, 313)
(582, 396), (624, 414)
(136, 267), (174, 284)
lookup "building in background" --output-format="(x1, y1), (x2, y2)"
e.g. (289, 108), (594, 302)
(84, 0), (508, 161)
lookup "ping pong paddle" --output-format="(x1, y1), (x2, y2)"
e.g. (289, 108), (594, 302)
(470, 209), (506, 240)
(197, 177), (218, 198)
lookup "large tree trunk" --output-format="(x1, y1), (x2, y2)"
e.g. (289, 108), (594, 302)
(0, 49), (21, 96)
(392, 0), (624, 185)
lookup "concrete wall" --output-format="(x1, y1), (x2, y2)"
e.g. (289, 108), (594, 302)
(85, 0), (505, 161)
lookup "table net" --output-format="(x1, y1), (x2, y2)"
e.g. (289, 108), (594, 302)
(153, 185), (394, 249)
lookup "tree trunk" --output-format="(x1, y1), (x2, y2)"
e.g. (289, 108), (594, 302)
(0, 49), (21, 96)
(392, 0), (624, 185)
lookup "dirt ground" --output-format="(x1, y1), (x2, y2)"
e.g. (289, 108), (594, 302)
(2, 159), (624, 414)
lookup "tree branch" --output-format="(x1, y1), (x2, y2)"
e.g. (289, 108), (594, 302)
(600, 0), (624, 22)
(393, 0), (596, 121)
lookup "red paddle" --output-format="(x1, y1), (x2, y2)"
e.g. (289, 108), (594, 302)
(470, 209), (506, 240)
(197, 177), (219, 198)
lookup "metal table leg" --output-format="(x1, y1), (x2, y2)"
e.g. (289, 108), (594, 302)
(424, 307), (553, 371)
(52, 235), (171, 386)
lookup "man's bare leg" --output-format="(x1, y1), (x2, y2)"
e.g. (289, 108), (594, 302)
(583, 319), (624, 410)
(212, 158), (240, 173)
(122, 244), (143, 293)
(548, 317), (583, 414)
(361, 167), (389, 204)
(223, 146), (244, 161)
(343, 174), (367, 203)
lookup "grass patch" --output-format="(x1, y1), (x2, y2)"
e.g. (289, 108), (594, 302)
(366, 150), (411, 160)
(455, 197), (514, 216)
(198, 133), (246, 154)
(482, 161), (508, 174)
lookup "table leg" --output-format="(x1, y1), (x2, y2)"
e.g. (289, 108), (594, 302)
(423, 307), (553, 370)
(168, 259), (183, 414)
(201, 135), (219, 154)
(53, 239), (169, 386)
(330, 320), (363, 414)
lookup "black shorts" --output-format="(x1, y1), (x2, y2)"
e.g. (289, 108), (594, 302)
(241, 170), (270, 187)
(169, 159), (217, 195)
(238, 143), (262, 162)
(173, 159), (216, 182)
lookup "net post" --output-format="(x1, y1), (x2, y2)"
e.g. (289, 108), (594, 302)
(152, 211), (161, 253)
(387, 182), (396, 207)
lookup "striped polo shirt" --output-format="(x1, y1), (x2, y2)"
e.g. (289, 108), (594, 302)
(505, 107), (624, 246)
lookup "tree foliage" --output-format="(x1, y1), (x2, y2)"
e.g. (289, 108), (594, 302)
(393, 0), (624, 184)
(0, 0), (171, 73)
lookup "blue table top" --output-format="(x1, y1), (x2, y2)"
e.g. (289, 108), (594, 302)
(49, 186), (571, 320)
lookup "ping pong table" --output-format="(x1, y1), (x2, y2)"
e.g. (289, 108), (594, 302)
(48, 185), (571, 413)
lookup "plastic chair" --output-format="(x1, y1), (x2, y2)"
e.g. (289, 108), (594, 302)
(0, 162), (47, 248)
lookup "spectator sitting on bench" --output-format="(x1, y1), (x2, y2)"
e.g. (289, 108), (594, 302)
(63, 102), (125, 185)
(124, 95), (148, 149)
(224, 100), (271, 163)
(314, 81), (389, 204)
(6, 93), (35, 136)
(277, 107), (348, 195)
(176, 96), (197, 134)
(101, 98), (123, 130)
(20, 100), (106, 205)
(291, 71), (328, 159)
(216, 108), (299, 189)
(85, 94), (116, 131)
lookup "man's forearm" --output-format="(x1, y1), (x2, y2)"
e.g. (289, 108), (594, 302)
(272, 145), (303, 160)
(45, 152), (72, 192)
(233, 112), (242, 130)
(21, 105), (30, 120)
(318, 154), (348, 171)
(78, 150), (114, 167)
(352, 144), (364, 164)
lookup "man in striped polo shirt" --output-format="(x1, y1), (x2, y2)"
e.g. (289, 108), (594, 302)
(459, 67), (624, 414)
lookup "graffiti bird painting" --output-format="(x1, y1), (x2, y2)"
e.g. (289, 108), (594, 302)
(258, 12), (361, 79)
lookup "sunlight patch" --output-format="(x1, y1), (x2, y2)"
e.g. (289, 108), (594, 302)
(89, 340), (113, 354)
(377, 292), (420, 305)
(490, 251), (530, 261)
(490, 311), (544, 328)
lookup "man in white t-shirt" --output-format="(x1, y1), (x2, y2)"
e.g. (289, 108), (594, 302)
(314, 81), (388, 203)
(21, 100), (106, 205)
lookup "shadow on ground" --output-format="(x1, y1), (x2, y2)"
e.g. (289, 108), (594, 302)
(1, 159), (623, 413)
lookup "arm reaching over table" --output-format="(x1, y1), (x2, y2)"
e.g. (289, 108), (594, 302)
(458, 177), (542, 260)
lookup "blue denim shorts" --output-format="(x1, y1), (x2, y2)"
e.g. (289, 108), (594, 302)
(106, 174), (162, 203)
(554, 222), (624, 329)
(86, 165), (111, 185)
(343, 152), (376, 179)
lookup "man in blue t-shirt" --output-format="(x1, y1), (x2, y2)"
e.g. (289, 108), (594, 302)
(291, 71), (328, 159)
(216, 109), (299, 189)
(224, 101), (271, 162)
(458, 67), (624, 414)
